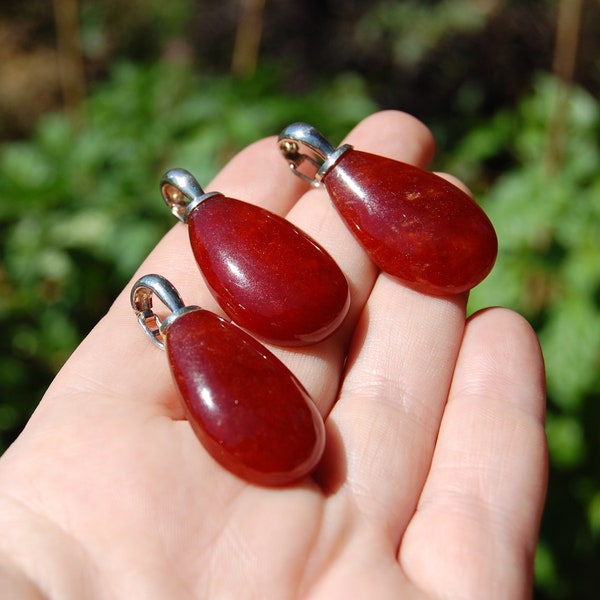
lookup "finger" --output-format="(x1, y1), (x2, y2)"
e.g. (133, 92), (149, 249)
(399, 308), (547, 598)
(270, 111), (439, 411)
(208, 136), (310, 215)
(320, 276), (467, 526)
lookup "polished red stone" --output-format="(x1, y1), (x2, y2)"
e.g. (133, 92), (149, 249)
(322, 149), (498, 295)
(187, 195), (349, 345)
(165, 308), (325, 486)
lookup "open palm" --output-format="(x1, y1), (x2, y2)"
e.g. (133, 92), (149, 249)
(0, 111), (547, 599)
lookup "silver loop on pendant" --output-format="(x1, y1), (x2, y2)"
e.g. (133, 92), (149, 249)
(278, 122), (352, 187)
(160, 168), (221, 223)
(130, 274), (199, 350)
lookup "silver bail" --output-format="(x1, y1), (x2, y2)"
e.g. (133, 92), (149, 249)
(160, 168), (220, 223)
(278, 122), (352, 187)
(131, 274), (197, 349)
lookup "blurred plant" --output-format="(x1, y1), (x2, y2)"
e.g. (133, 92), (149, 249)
(0, 60), (376, 453)
(456, 74), (600, 599)
(356, 0), (499, 68)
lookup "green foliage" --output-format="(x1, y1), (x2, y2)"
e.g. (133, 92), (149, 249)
(357, 0), (491, 67)
(0, 60), (376, 452)
(2, 54), (600, 598)
(461, 75), (600, 598)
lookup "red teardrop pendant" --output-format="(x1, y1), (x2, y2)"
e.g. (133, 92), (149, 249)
(279, 123), (498, 296)
(322, 149), (498, 295)
(188, 194), (349, 344)
(166, 309), (325, 486)
(161, 169), (349, 346)
(131, 274), (325, 487)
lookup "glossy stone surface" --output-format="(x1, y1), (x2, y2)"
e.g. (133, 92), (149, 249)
(165, 308), (326, 486)
(188, 194), (349, 345)
(322, 149), (498, 295)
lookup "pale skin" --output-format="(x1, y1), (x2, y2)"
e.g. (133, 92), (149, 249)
(0, 111), (547, 599)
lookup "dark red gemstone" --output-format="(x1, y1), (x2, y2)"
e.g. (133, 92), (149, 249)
(322, 149), (498, 295)
(187, 195), (349, 345)
(165, 308), (325, 486)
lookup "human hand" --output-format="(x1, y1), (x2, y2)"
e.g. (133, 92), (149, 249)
(0, 111), (547, 599)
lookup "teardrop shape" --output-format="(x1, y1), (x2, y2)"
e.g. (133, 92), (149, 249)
(322, 150), (498, 295)
(165, 308), (326, 486)
(187, 194), (350, 345)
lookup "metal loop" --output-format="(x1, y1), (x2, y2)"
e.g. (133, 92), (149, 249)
(130, 274), (187, 349)
(287, 156), (323, 188)
(160, 168), (220, 223)
(278, 122), (352, 186)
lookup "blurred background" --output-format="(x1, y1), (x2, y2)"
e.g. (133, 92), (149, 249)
(0, 0), (598, 596)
